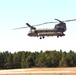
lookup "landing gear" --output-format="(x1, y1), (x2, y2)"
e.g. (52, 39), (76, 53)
(57, 33), (65, 38)
(57, 36), (59, 38)
(40, 37), (42, 39)
(43, 36), (45, 38)
(60, 33), (65, 37)
(40, 36), (45, 39)
(63, 34), (65, 36)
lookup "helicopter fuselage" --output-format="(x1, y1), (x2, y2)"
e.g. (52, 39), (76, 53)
(28, 28), (65, 39)
(27, 22), (66, 39)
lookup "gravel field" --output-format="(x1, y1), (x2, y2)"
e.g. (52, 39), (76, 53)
(0, 67), (76, 75)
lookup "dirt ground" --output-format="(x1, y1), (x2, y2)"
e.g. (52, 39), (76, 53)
(0, 67), (76, 75)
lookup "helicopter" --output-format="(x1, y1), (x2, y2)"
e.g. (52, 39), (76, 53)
(13, 19), (76, 39)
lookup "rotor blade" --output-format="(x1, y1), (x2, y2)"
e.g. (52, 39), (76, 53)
(12, 27), (27, 30)
(63, 19), (76, 22)
(12, 21), (58, 30)
(33, 21), (57, 26)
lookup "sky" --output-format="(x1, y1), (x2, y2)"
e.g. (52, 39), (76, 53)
(0, 0), (76, 53)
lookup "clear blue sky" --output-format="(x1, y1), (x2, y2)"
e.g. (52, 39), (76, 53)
(0, 0), (76, 53)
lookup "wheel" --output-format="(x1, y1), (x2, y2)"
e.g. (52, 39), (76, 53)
(43, 36), (45, 39)
(40, 37), (42, 39)
(57, 36), (59, 38)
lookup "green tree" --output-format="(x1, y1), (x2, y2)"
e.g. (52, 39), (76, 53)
(59, 52), (68, 67)
(13, 51), (22, 68)
(35, 51), (48, 67)
(21, 51), (29, 68)
(24, 54), (35, 68)
(21, 51), (32, 68)
(44, 50), (62, 67)
(3, 51), (13, 69)
(0, 50), (76, 69)
(67, 50), (76, 67)
(0, 52), (5, 69)
(50, 50), (62, 67)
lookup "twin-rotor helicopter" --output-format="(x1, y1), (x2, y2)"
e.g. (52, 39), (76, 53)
(13, 19), (76, 39)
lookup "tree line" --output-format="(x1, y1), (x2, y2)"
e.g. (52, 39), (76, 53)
(0, 50), (76, 69)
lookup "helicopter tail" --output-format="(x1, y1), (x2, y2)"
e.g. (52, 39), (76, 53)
(26, 23), (36, 30)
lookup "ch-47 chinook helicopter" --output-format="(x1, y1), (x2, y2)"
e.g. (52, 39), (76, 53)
(13, 19), (76, 39)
